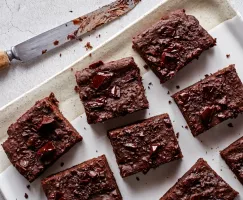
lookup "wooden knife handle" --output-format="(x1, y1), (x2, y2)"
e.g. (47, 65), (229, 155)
(0, 51), (10, 70)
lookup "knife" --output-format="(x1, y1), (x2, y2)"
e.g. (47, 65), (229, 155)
(0, 0), (140, 69)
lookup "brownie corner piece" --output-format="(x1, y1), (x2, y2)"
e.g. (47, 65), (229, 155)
(172, 65), (243, 136)
(160, 158), (238, 200)
(132, 9), (216, 83)
(108, 114), (183, 178)
(75, 57), (149, 124)
(2, 93), (82, 182)
(220, 136), (243, 185)
(42, 155), (123, 200)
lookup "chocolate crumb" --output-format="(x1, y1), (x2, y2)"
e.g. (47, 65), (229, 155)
(65, 24), (68, 27)
(98, 34), (101, 38)
(167, 91), (170, 95)
(60, 162), (64, 167)
(96, 150), (98, 153)
(69, 10), (73, 13)
(226, 54), (230, 58)
(169, 101), (172, 104)
(143, 64), (149, 69)
(228, 123), (233, 128)
(74, 86), (79, 93)
(26, 185), (30, 190)
(136, 177), (140, 181)
(42, 49), (47, 54)
(176, 85), (180, 89)
(148, 86), (150, 90)
(185, 126), (188, 129)
(85, 42), (93, 50)
(53, 40), (59, 46)
(176, 132), (179, 139)
(149, 82), (153, 86)
(71, 67), (74, 71)
(24, 193), (28, 199)
(89, 53), (92, 57)
(84, 127), (86, 130)
(79, 38), (83, 42)
(59, 53), (62, 57)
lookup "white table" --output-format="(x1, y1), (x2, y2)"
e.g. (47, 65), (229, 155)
(0, 0), (242, 108)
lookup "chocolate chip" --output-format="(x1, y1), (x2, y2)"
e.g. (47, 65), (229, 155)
(37, 142), (56, 160)
(200, 106), (216, 125)
(91, 72), (113, 90)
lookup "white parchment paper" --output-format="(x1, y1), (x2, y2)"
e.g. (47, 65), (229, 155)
(1, 16), (243, 200)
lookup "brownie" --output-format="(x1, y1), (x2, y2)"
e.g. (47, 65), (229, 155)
(160, 158), (238, 199)
(75, 57), (149, 124)
(108, 114), (183, 178)
(172, 65), (243, 136)
(132, 9), (216, 83)
(42, 155), (122, 200)
(2, 93), (82, 182)
(221, 136), (243, 185)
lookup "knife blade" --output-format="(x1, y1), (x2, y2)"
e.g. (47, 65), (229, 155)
(0, 0), (140, 69)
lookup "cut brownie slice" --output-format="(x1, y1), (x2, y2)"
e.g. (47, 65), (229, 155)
(42, 155), (122, 200)
(108, 114), (183, 178)
(75, 57), (149, 124)
(221, 136), (243, 185)
(160, 158), (238, 199)
(132, 9), (216, 83)
(172, 65), (243, 136)
(2, 93), (82, 182)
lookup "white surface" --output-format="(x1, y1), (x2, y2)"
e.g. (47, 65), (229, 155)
(0, 0), (241, 108)
(1, 16), (243, 199)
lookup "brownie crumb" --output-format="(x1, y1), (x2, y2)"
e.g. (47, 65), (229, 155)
(85, 42), (93, 50)
(89, 53), (92, 57)
(169, 101), (172, 104)
(60, 162), (64, 167)
(26, 185), (30, 190)
(53, 40), (59, 46)
(42, 49), (47, 54)
(96, 150), (98, 153)
(59, 53), (62, 57)
(176, 85), (180, 89)
(185, 126), (188, 129)
(149, 82), (153, 86)
(79, 38), (83, 42)
(228, 123), (233, 128)
(136, 177), (140, 181)
(74, 86), (79, 93)
(226, 54), (230, 58)
(69, 10), (73, 13)
(24, 193), (28, 199)
(148, 86), (150, 90)
(71, 67), (74, 71)
(84, 127), (86, 130)
(167, 91), (170, 95)
(176, 132), (179, 139)
(65, 24), (68, 27)
(143, 64), (149, 69)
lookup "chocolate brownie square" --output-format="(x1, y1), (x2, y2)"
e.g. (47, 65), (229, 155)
(160, 158), (238, 199)
(75, 57), (149, 124)
(221, 136), (243, 185)
(42, 155), (122, 200)
(108, 114), (183, 177)
(133, 9), (216, 83)
(172, 65), (243, 136)
(2, 93), (82, 182)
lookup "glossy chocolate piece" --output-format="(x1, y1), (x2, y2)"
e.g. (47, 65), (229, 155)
(108, 114), (183, 177)
(160, 158), (238, 199)
(132, 9), (216, 83)
(172, 65), (243, 136)
(221, 136), (243, 185)
(2, 93), (82, 182)
(75, 57), (149, 124)
(42, 155), (122, 200)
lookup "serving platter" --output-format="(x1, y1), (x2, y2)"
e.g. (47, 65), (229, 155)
(1, 0), (243, 199)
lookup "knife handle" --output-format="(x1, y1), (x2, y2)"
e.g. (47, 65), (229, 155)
(0, 51), (10, 70)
